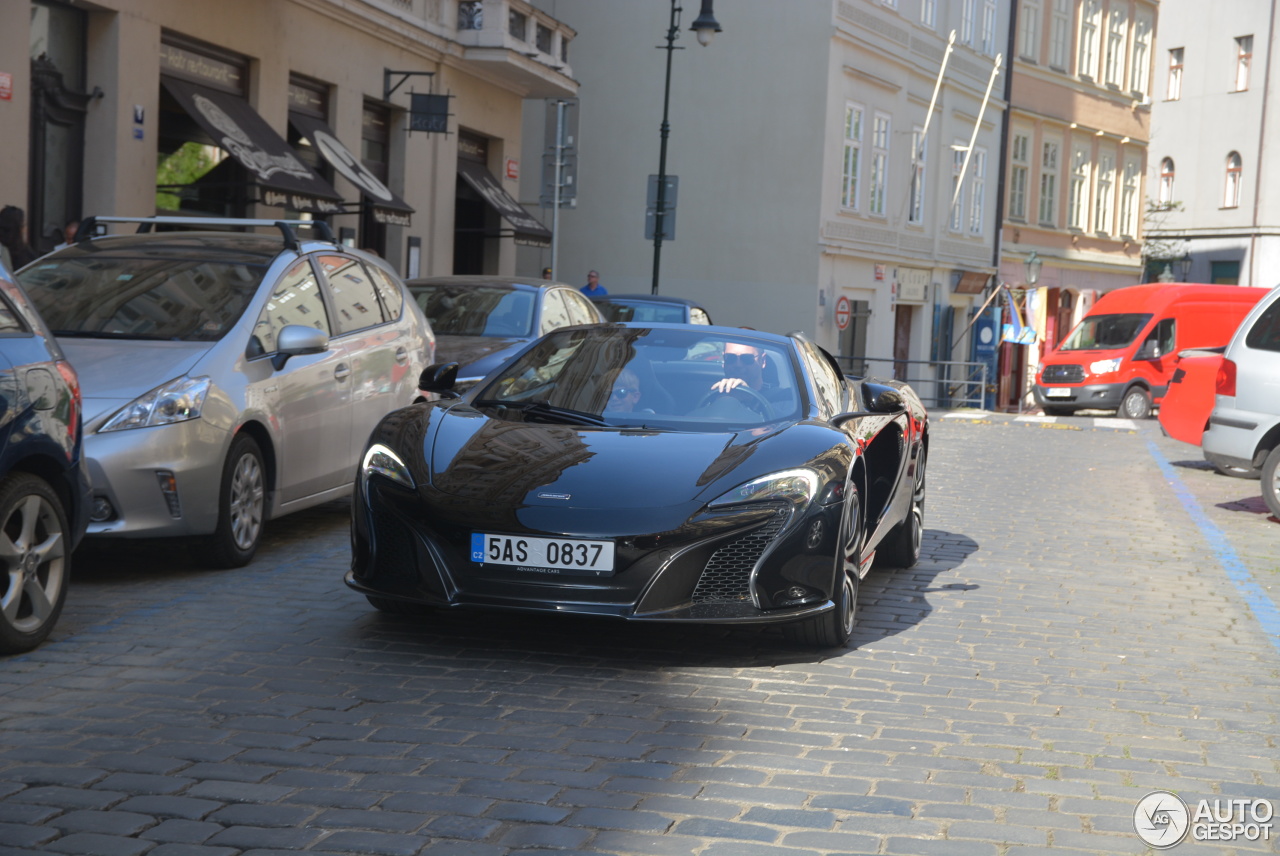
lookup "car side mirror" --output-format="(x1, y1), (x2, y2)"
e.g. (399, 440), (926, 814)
(831, 382), (906, 428)
(271, 324), (329, 370)
(1133, 340), (1158, 361)
(418, 362), (460, 396)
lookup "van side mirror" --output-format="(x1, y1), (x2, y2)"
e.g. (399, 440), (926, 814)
(418, 362), (460, 395)
(271, 324), (329, 370)
(1134, 340), (1159, 361)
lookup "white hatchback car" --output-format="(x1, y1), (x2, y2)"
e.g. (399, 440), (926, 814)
(17, 216), (434, 567)
(1201, 285), (1280, 517)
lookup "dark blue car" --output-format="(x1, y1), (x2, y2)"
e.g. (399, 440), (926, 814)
(0, 263), (90, 654)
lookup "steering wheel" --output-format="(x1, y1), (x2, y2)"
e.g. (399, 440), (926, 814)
(695, 384), (774, 418)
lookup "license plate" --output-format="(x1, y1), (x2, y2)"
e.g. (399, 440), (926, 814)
(1045, 387), (1072, 398)
(471, 533), (615, 575)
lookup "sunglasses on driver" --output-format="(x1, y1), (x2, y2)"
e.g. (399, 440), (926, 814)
(722, 352), (760, 367)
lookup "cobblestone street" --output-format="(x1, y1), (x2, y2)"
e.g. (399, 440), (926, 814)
(1, 415), (1277, 855)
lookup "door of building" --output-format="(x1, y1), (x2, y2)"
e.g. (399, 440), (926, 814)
(893, 304), (913, 381)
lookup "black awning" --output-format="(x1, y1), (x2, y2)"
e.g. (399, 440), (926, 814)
(161, 77), (344, 215)
(456, 160), (553, 248)
(289, 114), (414, 227)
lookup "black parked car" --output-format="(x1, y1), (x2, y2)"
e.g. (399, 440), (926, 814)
(348, 323), (928, 648)
(0, 263), (90, 654)
(407, 276), (603, 393)
(591, 293), (713, 325)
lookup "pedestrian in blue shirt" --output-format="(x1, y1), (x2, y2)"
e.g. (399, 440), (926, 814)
(581, 270), (607, 297)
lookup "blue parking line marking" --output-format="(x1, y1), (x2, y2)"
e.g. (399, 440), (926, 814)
(1147, 439), (1280, 655)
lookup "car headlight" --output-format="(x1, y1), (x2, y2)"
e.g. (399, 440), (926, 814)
(1089, 358), (1122, 375)
(362, 443), (414, 488)
(709, 468), (820, 508)
(99, 376), (211, 432)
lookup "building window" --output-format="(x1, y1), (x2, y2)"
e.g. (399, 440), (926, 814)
(536, 23), (553, 54)
(969, 147), (987, 234)
(1009, 133), (1029, 220)
(981, 0), (997, 54)
(1104, 8), (1127, 87)
(561, 35), (571, 63)
(457, 0), (482, 30)
(1159, 157), (1175, 206)
(1224, 151), (1242, 207)
(1131, 17), (1152, 95)
(1167, 48), (1184, 100)
(870, 113), (890, 216)
(508, 8), (528, 41)
(908, 128), (926, 224)
(949, 144), (965, 231)
(1050, 0), (1071, 68)
(1020, 0), (1041, 60)
(1236, 35), (1253, 91)
(1078, 0), (1102, 78)
(961, 0), (976, 46)
(921, 0), (936, 28)
(1068, 144), (1090, 230)
(841, 103), (863, 210)
(1095, 153), (1114, 234)
(1120, 159), (1140, 236)
(1039, 140), (1059, 225)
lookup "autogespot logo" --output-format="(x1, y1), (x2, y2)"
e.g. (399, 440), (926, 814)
(1134, 791), (1191, 849)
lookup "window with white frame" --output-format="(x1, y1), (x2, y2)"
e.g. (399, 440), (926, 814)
(1104, 8), (1127, 87)
(1068, 143), (1091, 230)
(1050, 0), (1071, 68)
(968, 147), (987, 234)
(961, 0), (976, 46)
(1010, 133), (1030, 220)
(981, 0), (997, 54)
(1236, 36), (1253, 91)
(1095, 152), (1114, 234)
(921, 0), (936, 28)
(1167, 48), (1184, 99)
(841, 103), (863, 210)
(1078, 0), (1102, 78)
(1120, 158), (1141, 236)
(1158, 157), (1175, 206)
(870, 113), (890, 217)
(1131, 17), (1152, 95)
(1021, 0), (1041, 60)
(1039, 140), (1059, 225)
(908, 128), (926, 224)
(950, 144), (966, 231)
(1224, 151), (1242, 207)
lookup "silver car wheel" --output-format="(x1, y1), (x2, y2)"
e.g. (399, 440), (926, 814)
(229, 452), (264, 551)
(0, 478), (67, 641)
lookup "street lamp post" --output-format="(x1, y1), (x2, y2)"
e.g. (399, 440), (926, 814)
(1025, 251), (1041, 287)
(651, 0), (720, 295)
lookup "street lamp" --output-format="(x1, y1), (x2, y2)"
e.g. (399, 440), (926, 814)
(651, 0), (721, 295)
(1179, 253), (1193, 282)
(1025, 251), (1042, 287)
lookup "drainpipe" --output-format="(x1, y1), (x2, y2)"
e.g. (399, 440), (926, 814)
(1250, 0), (1277, 286)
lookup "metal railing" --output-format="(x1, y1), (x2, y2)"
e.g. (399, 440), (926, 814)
(834, 356), (990, 411)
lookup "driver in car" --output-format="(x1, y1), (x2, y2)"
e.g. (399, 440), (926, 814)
(711, 341), (769, 395)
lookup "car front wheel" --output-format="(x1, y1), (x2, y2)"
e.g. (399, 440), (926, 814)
(0, 473), (70, 654)
(1262, 446), (1280, 520)
(784, 482), (861, 648)
(1120, 387), (1152, 419)
(201, 434), (265, 569)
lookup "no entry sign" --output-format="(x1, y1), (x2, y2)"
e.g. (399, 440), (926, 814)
(835, 295), (852, 330)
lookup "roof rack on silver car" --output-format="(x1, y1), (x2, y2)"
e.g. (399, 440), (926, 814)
(77, 216), (337, 251)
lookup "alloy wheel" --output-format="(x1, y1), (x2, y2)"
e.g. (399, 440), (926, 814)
(0, 493), (66, 635)
(229, 453), (264, 551)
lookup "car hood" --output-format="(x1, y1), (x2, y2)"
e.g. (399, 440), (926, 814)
(58, 339), (211, 419)
(433, 334), (527, 381)
(428, 408), (761, 510)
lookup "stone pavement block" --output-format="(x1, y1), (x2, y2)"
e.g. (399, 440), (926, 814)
(2, 767), (106, 788)
(309, 830), (428, 856)
(379, 793), (494, 817)
(564, 806), (673, 832)
(584, 830), (704, 855)
(776, 829), (880, 853)
(8, 786), (126, 810)
(422, 814), (502, 839)
(553, 787), (641, 809)
(700, 841), (826, 856)
(741, 806), (837, 829)
(882, 837), (1000, 855)
(946, 820), (1048, 845)
(205, 804), (316, 828)
(39, 832), (154, 855)
(670, 817), (778, 843)
(417, 840), (507, 856)
(50, 810), (157, 837)
(0, 822), (58, 848)
(146, 844), (239, 856)
(183, 781), (295, 803)
(313, 808), (428, 833)
(138, 819), (225, 844)
(497, 823), (594, 849)
(204, 824), (323, 850)
(479, 800), (570, 824)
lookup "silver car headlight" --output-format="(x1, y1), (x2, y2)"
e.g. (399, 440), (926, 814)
(99, 376), (211, 432)
(709, 468), (820, 508)
(362, 443), (414, 488)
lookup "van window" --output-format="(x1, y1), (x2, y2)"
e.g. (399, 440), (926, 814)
(1142, 318), (1176, 358)
(1245, 299), (1280, 352)
(1058, 313), (1152, 350)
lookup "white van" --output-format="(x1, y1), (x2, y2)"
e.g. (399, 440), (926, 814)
(1201, 286), (1280, 517)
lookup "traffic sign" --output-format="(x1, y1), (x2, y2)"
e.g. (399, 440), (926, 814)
(835, 295), (852, 330)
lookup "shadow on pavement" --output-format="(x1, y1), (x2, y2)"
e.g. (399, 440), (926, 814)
(1216, 494), (1280, 523)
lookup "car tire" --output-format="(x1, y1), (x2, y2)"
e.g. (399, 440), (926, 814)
(1043, 405), (1073, 416)
(876, 447), (926, 569)
(1262, 446), (1280, 520)
(1120, 387), (1152, 419)
(784, 482), (861, 648)
(200, 434), (265, 569)
(0, 473), (71, 655)
(1212, 460), (1262, 480)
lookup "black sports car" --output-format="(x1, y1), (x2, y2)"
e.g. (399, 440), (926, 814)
(348, 324), (928, 648)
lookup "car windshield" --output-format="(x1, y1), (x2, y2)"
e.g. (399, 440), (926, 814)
(1058, 313), (1152, 351)
(596, 300), (688, 323)
(412, 285), (535, 337)
(18, 255), (266, 341)
(473, 326), (804, 430)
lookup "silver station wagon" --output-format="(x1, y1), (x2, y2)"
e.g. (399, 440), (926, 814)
(16, 216), (434, 568)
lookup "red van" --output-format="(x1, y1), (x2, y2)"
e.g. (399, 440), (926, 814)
(1033, 283), (1268, 418)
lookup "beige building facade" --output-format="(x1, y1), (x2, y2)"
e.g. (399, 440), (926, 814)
(4, 0), (575, 277)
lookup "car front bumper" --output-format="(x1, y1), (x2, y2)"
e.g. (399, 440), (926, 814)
(1033, 382), (1124, 411)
